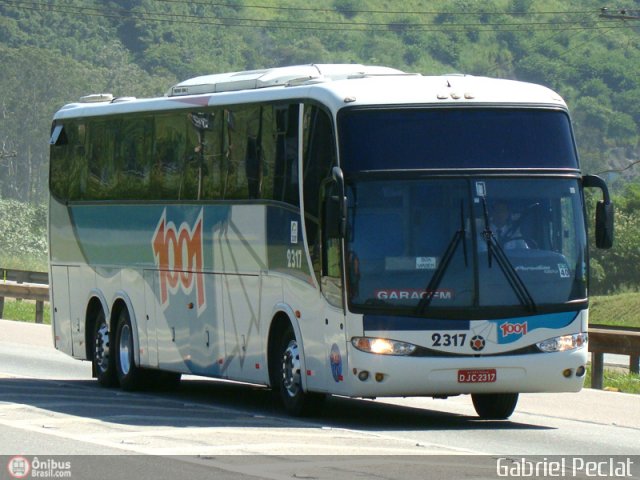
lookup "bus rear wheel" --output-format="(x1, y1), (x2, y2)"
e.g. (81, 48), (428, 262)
(93, 310), (117, 387)
(471, 393), (519, 419)
(274, 326), (325, 416)
(115, 309), (145, 391)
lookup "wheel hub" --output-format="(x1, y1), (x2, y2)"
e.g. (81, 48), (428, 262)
(281, 340), (301, 398)
(119, 324), (131, 375)
(94, 322), (110, 373)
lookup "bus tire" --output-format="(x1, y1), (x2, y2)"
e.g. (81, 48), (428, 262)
(114, 308), (144, 391)
(471, 393), (519, 419)
(274, 326), (325, 416)
(93, 310), (118, 387)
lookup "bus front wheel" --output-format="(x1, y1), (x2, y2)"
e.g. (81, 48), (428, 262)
(93, 310), (118, 387)
(471, 393), (519, 419)
(274, 326), (325, 416)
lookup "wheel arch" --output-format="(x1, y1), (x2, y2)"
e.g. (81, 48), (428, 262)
(84, 290), (109, 361)
(267, 306), (308, 392)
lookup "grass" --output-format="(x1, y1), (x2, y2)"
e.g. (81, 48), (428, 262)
(584, 365), (640, 394)
(0, 256), (48, 274)
(589, 292), (640, 328)
(1, 299), (51, 324)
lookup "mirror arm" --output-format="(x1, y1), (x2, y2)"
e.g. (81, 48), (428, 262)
(582, 174), (611, 204)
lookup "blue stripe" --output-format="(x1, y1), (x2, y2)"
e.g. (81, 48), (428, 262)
(363, 311), (579, 333)
(495, 311), (579, 344)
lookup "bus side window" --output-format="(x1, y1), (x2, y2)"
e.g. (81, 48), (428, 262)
(116, 117), (152, 199)
(87, 120), (118, 199)
(223, 106), (262, 200)
(50, 121), (86, 201)
(272, 104), (300, 207)
(153, 114), (186, 200)
(260, 107), (276, 200)
(244, 136), (258, 198)
(303, 105), (337, 287)
(197, 109), (224, 200)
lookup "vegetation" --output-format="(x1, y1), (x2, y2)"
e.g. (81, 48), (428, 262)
(589, 184), (640, 295)
(0, 199), (47, 271)
(590, 293), (640, 329)
(0, 299), (51, 324)
(584, 365), (640, 394)
(0, 1), (639, 296)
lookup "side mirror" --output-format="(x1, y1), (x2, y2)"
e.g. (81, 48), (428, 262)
(324, 194), (344, 239)
(595, 201), (614, 249)
(324, 167), (347, 239)
(583, 175), (614, 249)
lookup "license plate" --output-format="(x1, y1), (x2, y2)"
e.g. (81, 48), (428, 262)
(457, 368), (497, 383)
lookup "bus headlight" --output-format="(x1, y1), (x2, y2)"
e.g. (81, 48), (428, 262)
(536, 333), (588, 353)
(351, 337), (417, 356)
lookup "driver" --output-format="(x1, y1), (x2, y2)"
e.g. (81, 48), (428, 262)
(492, 201), (528, 249)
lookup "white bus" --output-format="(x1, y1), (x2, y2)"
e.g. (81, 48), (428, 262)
(49, 64), (613, 419)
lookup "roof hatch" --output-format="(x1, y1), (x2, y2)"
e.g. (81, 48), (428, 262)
(167, 64), (407, 97)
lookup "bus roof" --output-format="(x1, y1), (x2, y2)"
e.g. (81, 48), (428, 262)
(53, 64), (567, 120)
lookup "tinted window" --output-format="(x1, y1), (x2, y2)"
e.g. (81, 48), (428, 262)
(338, 108), (578, 173)
(302, 105), (337, 287)
(50, 121), (86, 200)
(49, 103), (301, 206)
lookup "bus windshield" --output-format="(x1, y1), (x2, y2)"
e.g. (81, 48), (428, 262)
(345, 177), (587, 319)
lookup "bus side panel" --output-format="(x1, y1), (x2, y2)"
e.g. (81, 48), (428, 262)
(322, 303), (349, 395)
(148, 269), (226, 376)
(143, 269), (159, 368)
(260, 274), (283, 384)
(215, 205), (268, 384)
(68, 266), (93, 360)
(189, 273), (225, 377)
(222, 274), (265, 383)
(282, 278), (331, 393)
(121, 267), (148, 367)
(50, 266), (73, 356)
(152, 267), (192, 374)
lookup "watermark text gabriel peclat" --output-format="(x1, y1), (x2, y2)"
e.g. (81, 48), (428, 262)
(497, 457), (634, 478)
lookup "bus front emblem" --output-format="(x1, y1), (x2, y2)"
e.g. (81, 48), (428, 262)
(470, 335), (486, 352)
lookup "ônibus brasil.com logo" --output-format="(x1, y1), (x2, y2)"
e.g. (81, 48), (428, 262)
(7, 456), (30, 479)
(7, 456), (72, 478)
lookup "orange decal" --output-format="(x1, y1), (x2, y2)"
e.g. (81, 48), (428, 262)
(152, 208), (206, 314)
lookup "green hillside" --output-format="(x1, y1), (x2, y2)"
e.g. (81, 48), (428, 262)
(590, 292), (640, 328)
(2, 0), (639, 204)
(0, 0), (639, 293)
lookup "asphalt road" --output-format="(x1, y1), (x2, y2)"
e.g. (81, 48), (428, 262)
(0, 319), (638, 480)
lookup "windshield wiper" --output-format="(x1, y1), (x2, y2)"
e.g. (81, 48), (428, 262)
(480, 198), (536, 313)
(417, 201), (468, 314)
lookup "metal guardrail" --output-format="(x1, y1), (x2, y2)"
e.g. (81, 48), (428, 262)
(1, 268), (48, 285)
(0, 268), (49, 324)
(0, 269), (639, 386)
(588, 324), (640, 389)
